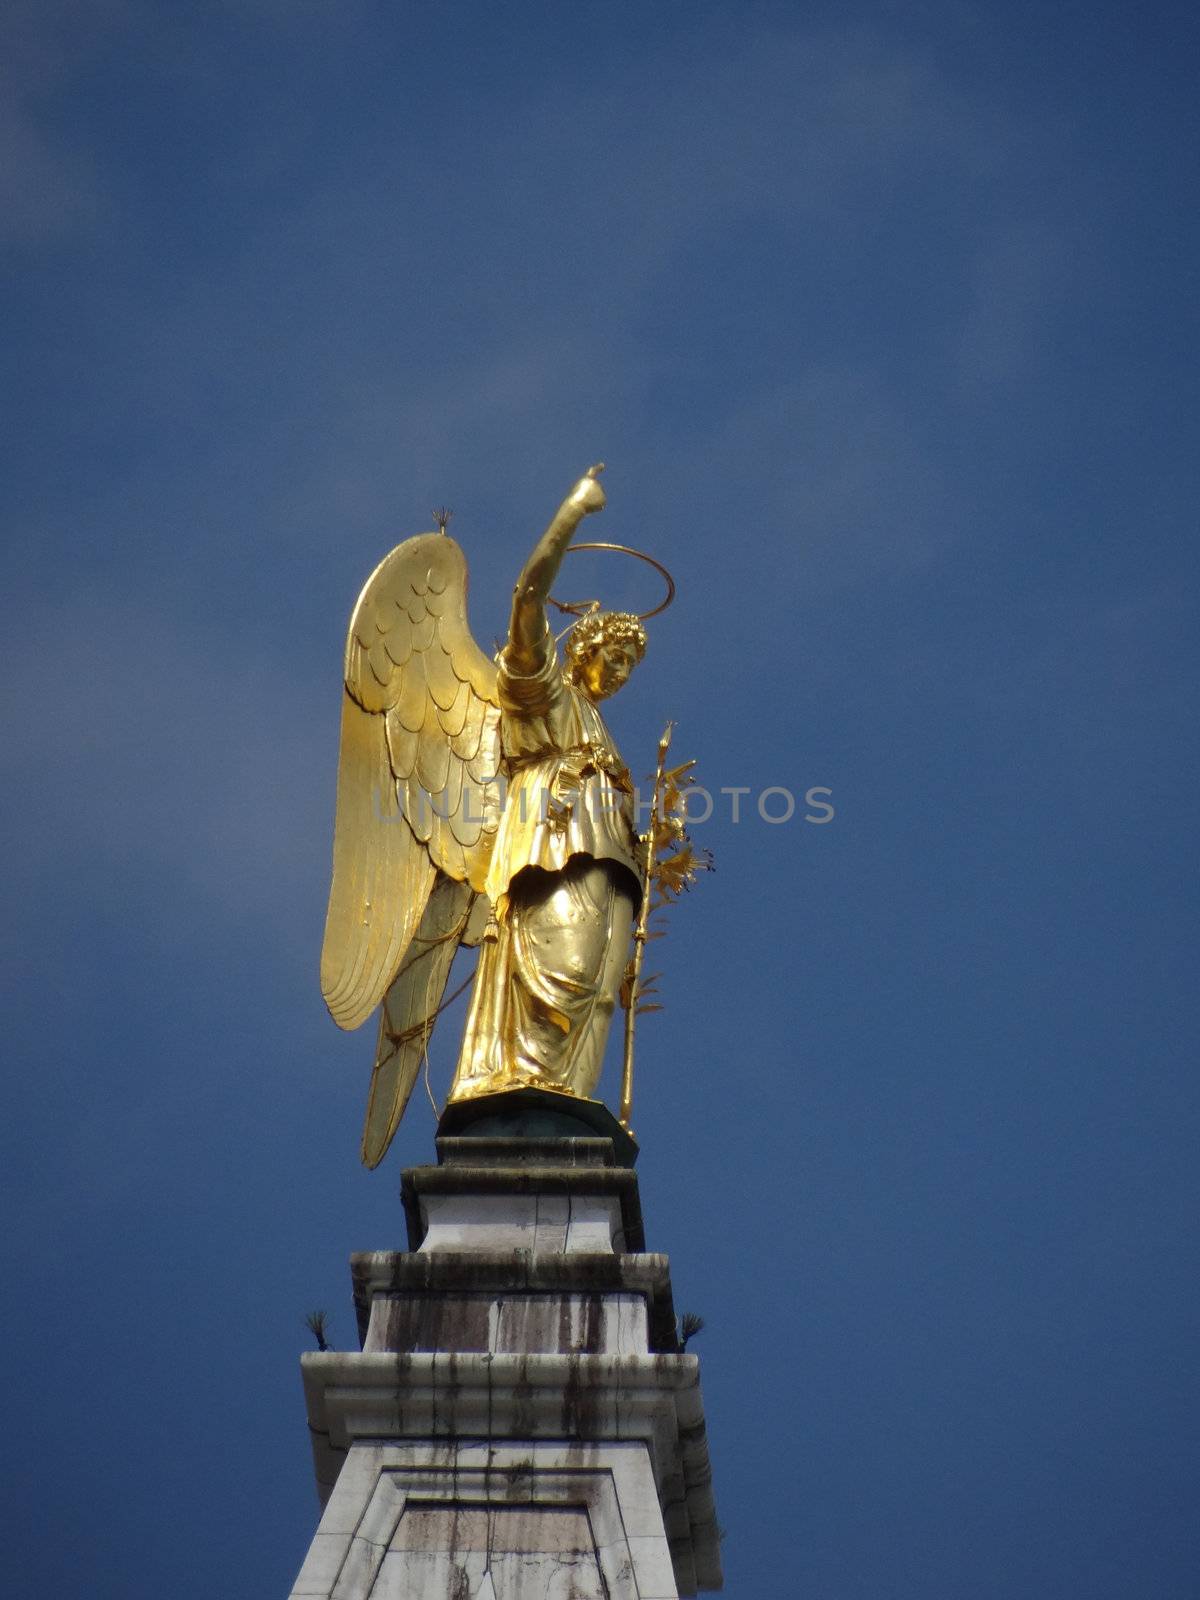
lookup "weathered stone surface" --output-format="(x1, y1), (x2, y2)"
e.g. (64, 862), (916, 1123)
(435, 1135), (621, 1168)
(288, 1442), (685, 1600)
(361, 1288), (648, 1356)
(402, 1139), (646, 1253)
(414, 1190), (625, 1254)
(351, 1250), (680, 1352)
(290, 1138), (721, 1596)
(299, 1351), (721, 1590)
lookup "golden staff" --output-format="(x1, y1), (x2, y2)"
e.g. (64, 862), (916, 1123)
(619, 721), (674, 1131)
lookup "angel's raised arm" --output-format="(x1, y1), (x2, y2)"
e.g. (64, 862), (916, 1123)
(506, 464), (606, 668)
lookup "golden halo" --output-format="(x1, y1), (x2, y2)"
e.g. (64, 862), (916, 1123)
(548, 542), (676, 621)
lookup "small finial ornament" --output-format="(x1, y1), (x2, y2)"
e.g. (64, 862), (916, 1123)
(432, 506), (452, 535)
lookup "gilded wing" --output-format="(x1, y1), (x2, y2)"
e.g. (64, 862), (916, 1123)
(360, 877), (490, 1168)
(320, 533), (501, 1035)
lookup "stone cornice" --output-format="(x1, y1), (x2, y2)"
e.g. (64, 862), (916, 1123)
(350, 1249), (679, 1351)
(301, 1348), (721, 1591)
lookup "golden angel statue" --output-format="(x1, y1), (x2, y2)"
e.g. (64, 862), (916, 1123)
(320, 466), (653, 1167)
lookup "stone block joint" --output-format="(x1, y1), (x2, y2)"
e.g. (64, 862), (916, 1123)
(290, 1135), (721, 1597)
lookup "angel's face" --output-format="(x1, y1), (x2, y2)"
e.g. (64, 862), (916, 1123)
(577, 640), (640, 701)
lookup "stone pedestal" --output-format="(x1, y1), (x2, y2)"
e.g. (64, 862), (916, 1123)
(289, 1135), (721, 1598)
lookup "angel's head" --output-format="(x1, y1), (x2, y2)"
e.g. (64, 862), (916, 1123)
(565, 610), (647, 701)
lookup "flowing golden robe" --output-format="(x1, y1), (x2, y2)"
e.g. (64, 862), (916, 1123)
(450, 628), (640, 1102)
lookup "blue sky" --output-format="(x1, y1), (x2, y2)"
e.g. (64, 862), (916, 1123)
(3, 2), (1198, 1595)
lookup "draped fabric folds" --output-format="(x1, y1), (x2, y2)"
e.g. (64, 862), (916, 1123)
(449, 628), (641, 1104)
(451, 859), (635, 1102)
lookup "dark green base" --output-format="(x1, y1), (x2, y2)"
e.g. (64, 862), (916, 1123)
(437, 1087), (639, 1167)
